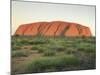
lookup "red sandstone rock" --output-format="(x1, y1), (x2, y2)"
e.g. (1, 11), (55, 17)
(14, 21), (92, 37)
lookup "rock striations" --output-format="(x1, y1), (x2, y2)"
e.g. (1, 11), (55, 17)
(14, 21), (92, 37)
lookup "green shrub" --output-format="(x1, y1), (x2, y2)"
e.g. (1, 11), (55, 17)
(65, 47), (77, 54)
(31, 45), (47, 53)
(12, 46), (21, 50)
(26, 55), (80, 73)
(20, 40), (29, 45)
(19, 38), (47, 45)
(77, 44), (95, 53)
(82, 37), (95, 43)
(65, 50), (72, 54)
(32, 38), (49, 45)
(43, 50), (56, 56)
(31, 45), (39, 50)
(83, 46), (95, 53)
(12, 51), (29, 57)
(49, 45), (65, 52)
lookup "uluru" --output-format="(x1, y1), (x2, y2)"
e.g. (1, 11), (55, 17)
(14, 21), (92, 37)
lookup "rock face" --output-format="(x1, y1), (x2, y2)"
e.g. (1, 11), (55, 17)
(14, 21), (92, 37)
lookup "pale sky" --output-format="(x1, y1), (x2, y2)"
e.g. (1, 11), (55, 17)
(12, 1), (96, 36)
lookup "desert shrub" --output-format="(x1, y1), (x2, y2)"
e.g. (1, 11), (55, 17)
(37, 49), (44, 53)
(19, 39), (36, 45)
(77, 43), (88, 50)
(11, 40), (15, 45)
(82, 37), (96, 43)
(49, 45), (65, 52)
(65, 47), (77, 54)
(65, 50), (72, 54)
(31, 45), (48, 53)
(32, 38), (49, 45)
(11, 38), (23, 47)
(26, 55), (80, 73)
(25, 41), (35, 45)
(12, 51), (29, 57)
(31, 45), (39, 50)
(77, 44), (95, 53)
(43, 50), (56, 56)
(18, 37), (50, 45)
(83, 46), (95, 53)
(12, 46), (21, 51)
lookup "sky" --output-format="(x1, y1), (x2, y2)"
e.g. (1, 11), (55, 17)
(12, 1), (96, 36)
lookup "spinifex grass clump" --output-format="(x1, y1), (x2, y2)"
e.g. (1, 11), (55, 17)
(12, 51), (30, 57)
(12, 46), (21, 51)
(65, 47), (77, 54)
(26, 55), (80, 73)
(77, 43), (95, 53)
(43, 49), (56, 56)
(50, 45), (66, 52)
(31, 45), (48, 53)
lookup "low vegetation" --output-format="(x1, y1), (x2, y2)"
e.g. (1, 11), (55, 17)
(26, 55), (80, 73)
(12, 50), (30, 57)
(43, 49), (56, 56)
(11, 36), (96, 74)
